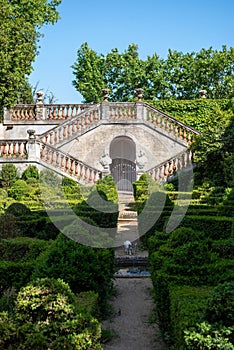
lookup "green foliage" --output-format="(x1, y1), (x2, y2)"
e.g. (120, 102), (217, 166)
(21, 165), (39, 181)
(0, 164), (18, 188)
(72, 44), (234, 102)
(0, 213), (21, 238)
(32, 233), (114, 309)
(8, 179), (31, 200)
(0, 237), (51, 262)
(184, 322), (234, 350)
(170, 286), (212, 349)
(0, 0), (61, 118)
(39, 168), (61, 186)
(0, 278), (103, 349)
(96, 175), (118, 202)
(205, 282), (234, 327)
(0, 260), (34, 297)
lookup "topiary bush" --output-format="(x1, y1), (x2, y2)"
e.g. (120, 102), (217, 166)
(0, 278), (103, 349)
(32, 233), (115, 312)
(21, 165), (39, 181)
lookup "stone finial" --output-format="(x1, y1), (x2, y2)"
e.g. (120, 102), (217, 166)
(134, 88), (144, 101)
(36, 91), (44, 104)
(102, 89), (110, 102)
(27, 129), (36, 140)
(199, 89), (207, 98)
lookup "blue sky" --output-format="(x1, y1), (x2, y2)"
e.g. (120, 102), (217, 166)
(29, 0), (234, 103)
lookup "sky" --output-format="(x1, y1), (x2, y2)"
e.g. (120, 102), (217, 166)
(29, 0), (234, 104)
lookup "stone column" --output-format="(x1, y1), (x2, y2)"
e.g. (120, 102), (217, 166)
(100, 89), (110, 120)
(135, 88), (146, 121)
(35, 91), (47, 120)
(27, 129), (40, 161)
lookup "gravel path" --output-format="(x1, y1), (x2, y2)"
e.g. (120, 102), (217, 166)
(103, 278), (168, 350)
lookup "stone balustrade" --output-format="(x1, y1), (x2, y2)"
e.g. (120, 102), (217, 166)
(144, 103), (199, 143)
(45, 103), (90, 120)
(9, 104), (91, 122)
(109, 103), (137, 121)
(11, 105), (36, 120)
(0, 140), (28, 158)
(40, 143), (100, 185)
(147, 150), (193, 183)
(40, 105), (100, 145)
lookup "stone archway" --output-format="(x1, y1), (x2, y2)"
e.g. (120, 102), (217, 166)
(109, 136), (136, 191)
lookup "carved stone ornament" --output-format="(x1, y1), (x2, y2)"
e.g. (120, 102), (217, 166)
(36, 91), (44, 104)
(134, 88), (144, 101)
(27, 129), (36, 139)
(199, 89), (207, 98)
(99, 153), (112, 169)
(136, 149), (147, 169)
(102, 89), (110, 102)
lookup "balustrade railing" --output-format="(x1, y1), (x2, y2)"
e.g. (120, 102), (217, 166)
(45, 103), (90, 120)
(147, 150), (193, 183)
(40, 143), (100, 185)
(11, 105), (36, 120)
(144, 103), (199, 143)
(0, 140), (28, 158)
(9, 103), (91, 121)
(109, 102), (137, 121)
(40, 104), (100, 145)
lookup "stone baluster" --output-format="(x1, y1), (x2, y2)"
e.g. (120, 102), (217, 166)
(56, 152), (60, 167)
(63, 125), (67, 139)
(8, 142), (13, 157)
(60, 155), (65, 171)
(41, 145), (45, 160)
(75, 162), (80, 178)
(13, 142), (18, 157)
(76, 119), (81, 132)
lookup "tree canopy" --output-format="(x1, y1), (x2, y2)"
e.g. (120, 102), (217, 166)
(72, 43), (234, 103)
(0, 0), (61, 113)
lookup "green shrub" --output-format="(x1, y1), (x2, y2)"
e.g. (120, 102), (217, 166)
(0, 260), (33, 297)
(205, 282), (234, 327)
(170, 286), (212, 349)
(172, 215), (233, 240)
(0, 278), (103, 349)
(8, 179), (31, 200)
(21, 165), (39, 180)
(0, 237), (51, 262)
(5, 202), (31, 217)
(184, 322), (234, 350)
(0, 164), (19, 188)
(32, 233), (115, 311)
(0, 213), (21, 238)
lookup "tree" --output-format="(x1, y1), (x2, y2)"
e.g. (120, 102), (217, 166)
(0, 0), (61, 117)
(72, 43), (234, 102)
(0, 164), (19, 188)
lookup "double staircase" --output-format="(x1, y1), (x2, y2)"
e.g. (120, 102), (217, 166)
(1, 99), (199, 185)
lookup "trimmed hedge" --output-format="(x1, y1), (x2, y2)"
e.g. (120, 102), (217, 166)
(0, 237), (51, 262)
(170, 286), (212, 349)
(0, 260), (34, 297)
(164, 215), (233, 240)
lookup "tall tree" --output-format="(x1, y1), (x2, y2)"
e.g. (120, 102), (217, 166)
(0, 0), (61, 115)
(72, 43), (234, 102)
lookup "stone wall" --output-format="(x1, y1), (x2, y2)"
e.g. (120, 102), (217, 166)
(61, 123), (186, 172)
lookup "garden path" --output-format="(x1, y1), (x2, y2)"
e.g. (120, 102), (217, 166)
(102, 192), (168, 350)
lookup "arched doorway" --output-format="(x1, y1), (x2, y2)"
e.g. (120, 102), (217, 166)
(110, 136), (136, 191)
